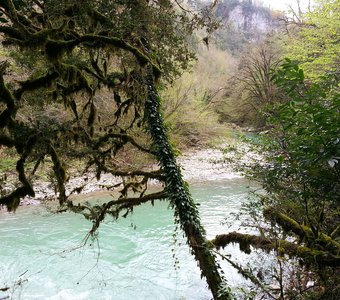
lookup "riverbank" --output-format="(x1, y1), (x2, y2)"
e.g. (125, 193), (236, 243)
(1, 141), (260, 208)
(15, 147), (242, 206)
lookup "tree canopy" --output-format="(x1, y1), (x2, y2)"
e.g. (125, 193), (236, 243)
(283, 0), (340, 78)
(0, 0), (231, 299)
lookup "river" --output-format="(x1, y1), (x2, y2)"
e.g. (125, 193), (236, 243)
(0, 178), (259, 300)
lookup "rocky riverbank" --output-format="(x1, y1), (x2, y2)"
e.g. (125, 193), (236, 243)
(4, 144), (259, 207)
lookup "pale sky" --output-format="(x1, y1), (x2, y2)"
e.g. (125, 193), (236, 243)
(258, 0), (314, 11)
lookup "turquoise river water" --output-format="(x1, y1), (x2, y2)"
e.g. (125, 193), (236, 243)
(0, 179), (258, 300)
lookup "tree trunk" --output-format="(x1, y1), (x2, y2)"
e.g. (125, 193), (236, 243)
(144, 70), (232, 300)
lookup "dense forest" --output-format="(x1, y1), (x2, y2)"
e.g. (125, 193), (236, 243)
(0, 0), (339, 299)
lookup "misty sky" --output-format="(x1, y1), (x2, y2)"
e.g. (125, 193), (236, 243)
(259, 0), (313, 11)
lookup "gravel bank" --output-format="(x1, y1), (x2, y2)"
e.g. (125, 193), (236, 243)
(15, 147), (242, 206)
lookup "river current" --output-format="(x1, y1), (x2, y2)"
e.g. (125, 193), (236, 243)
(0, 179), (258, 300)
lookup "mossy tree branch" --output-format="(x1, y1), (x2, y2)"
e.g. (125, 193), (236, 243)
(64, 191), (168, 235)
(94, 163), (165, 181)
(15, 71), (59, 100)
(264, 207), (340, 255)
(211, 231), (340, 267)
(93, 133), (156, 155)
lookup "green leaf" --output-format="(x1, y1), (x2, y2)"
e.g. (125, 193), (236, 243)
(299, 69), (305, 81)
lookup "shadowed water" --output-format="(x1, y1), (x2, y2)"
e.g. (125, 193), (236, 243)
(0, 179), (256, 300)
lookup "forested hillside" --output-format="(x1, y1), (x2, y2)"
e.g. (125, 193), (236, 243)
(162, 0), (283, 143)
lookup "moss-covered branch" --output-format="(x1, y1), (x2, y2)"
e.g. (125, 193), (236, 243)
(42, 34), (160, 74)
(95, 163), (165, 181)
(65, 191), (168, 235)
(81, 35), (149, 64)
(15, 71), (59, 99)
(264, 207), (340, 254)
(94, 133), (155, 155)
(104, 190), (167, 216)
(0, 25), (24, 40)
(210, 231), (340, 267)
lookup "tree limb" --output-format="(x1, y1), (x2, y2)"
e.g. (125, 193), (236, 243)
(264, 207), (340, 254)
(210, 231), (340, 267)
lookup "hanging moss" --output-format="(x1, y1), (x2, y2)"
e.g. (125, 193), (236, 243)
(0, 26), (24, 41)
(80, 34), (160, 71)
(0, 62), (16, 112)
(0, 188), (27, 212)
(45, 40), (77, 61)
(87, 102), (97, 127)
(0, 135), (15, 147)
(48, 144), (67, 205)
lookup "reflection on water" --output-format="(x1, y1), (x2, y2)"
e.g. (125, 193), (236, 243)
(0, 179), (257, 300)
